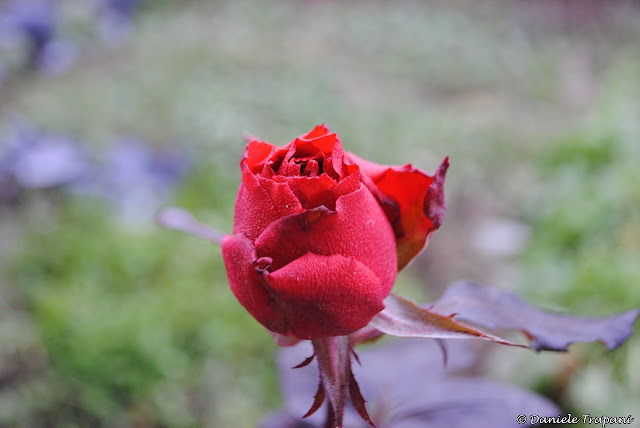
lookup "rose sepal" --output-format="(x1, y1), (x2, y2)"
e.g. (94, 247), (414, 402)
(300, 335), (375, 428)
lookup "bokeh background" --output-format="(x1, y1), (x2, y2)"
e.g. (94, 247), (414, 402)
(1, 0), (639, 427)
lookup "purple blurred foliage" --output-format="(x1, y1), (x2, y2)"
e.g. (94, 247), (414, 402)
(1, 123), (189, 226)
(96, 0), (140, 45)
(0, 0), (55, 67)
(102, 0), (139, 20)
(0, 0), (74, 74)
(262, 339), (558, 428)
(72, 138), (190, 226)
(36, 37), (76, 74)
(0, 122), (89, 203)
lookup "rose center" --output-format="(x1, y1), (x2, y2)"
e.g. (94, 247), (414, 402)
(298, 158), (321, 177)
(269, 152), (329, 179)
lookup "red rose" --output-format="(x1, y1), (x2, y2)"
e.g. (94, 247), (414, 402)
(222, 125), (447, 340)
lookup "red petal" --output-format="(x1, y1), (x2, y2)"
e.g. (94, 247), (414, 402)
(374, 166), (434, 269)
(222, 234), (389, 339)
(279, 173), (338, 209)
(303, 159), (320, 177)
(348, 153), (449, 270)
(263, 253), (385, 339)
(300, 124), (331, 140)
(296, 125), (353, 179)
(244, 139), (275, 174)
(220, 233), (287, 334)
(346, 153), (389, 181)
(233, 162), (303, 239)
(274, 164), (361, 210)
(324, 132), (346, 179)
(294, 134), (337, 157)
(331, 167), (360, 197)
(255, 184), (397, 298)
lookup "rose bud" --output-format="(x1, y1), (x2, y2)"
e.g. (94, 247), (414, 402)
(222, 125), (447, 340)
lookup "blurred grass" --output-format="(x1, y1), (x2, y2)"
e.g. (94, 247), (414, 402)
(4, 177), (279, 427)
(1, 0), (639, 426)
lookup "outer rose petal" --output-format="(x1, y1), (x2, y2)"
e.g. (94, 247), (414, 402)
(221, 233), (386, 339)
(348, 153), (449, 270)
(255, 183), (397, 297)
(221, 233), (287, 334)
(262, 253), (386, 339)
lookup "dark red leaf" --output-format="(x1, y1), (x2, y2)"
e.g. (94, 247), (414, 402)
(294, 353), (316, 369)
(311, 336), (352, 427)
(430, 281), (640, 351)
(348, 368), (376, 428)
(303, 381), (326, 419)
(369, 293), (524, 347)
(267, 339), (559, 428)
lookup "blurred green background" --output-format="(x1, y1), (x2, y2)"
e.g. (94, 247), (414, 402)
(1, 0), (639, 427)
